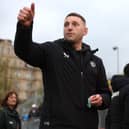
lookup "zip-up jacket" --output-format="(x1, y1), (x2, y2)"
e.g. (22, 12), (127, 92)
(0, 106), (21, 129)
(14, 22), (111, 129)
(106, 75), (129, 129)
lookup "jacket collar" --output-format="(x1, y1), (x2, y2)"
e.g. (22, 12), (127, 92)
(55, 38), (98, 55)
(59, 38), (90, 52)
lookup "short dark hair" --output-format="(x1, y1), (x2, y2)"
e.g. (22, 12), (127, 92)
(65, 12), (86, 24)
(124, 63), (129, 77)
(1, 91), (19, 109)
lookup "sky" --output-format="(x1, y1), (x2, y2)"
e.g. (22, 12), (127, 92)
(0, 0), (129, 78)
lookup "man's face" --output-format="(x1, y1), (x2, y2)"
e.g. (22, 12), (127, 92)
(64, 16), (88, 43)
(7, 93), (17, 108)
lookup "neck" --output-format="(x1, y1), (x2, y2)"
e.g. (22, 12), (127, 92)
(73, 41), (82, 51)
(8, 105), (14, 110)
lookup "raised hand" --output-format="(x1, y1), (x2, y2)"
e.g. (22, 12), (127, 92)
(17, 3), (35, 27)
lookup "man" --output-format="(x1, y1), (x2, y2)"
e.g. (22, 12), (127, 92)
(14, 3), (111, 129)
(106, 63), (129, 129)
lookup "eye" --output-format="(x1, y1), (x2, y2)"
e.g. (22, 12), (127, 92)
(72, 22), (79, 27)
(64, 22), (69, 27)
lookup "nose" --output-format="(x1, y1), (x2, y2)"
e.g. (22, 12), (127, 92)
(67, 23), (73, 30)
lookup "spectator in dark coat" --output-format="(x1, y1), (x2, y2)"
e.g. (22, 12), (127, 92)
(0, 91), (21, 129)
(106, 63), (129, 129)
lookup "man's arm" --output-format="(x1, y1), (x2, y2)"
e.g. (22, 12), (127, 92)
(96, 59), (111, 109)
(89, 59), (111, 109)
(14, 3), (46, 67)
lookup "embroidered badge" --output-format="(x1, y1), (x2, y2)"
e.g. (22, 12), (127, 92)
(44, 121), (50, 126)
(9, 121), (13, 124)
(90, 61), (96, 68)
(63, 52), (69, 58)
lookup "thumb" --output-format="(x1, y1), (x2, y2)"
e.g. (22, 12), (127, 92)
(31, 3), (35, 15)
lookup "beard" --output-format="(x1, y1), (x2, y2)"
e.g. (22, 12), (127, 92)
(64, 36), (76, 44)
(64, 38), (76, 45)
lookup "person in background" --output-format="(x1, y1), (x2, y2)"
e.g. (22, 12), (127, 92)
(106, 63), (129, 129)
(27, 104), (40, 129)
(98, 81), (113, 129)
(0, 91), (21, 129)
(14, 3), (111, 129)
(28, 104), (40, 118)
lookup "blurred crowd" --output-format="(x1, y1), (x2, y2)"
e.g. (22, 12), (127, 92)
(21, 103), (41, 129)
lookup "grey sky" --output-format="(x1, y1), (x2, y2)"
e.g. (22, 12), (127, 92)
(0, 0), (129, 77)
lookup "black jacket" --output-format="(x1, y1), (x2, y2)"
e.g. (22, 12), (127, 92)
(0, 106), (21, 129)
(106, 75), (129, 129)
(14, 22), (111, 129)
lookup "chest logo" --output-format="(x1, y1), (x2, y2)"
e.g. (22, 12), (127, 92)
(9, 121), (14, 124)
(90, 61), (96, 68)
(63, 52), (69, 58)
(44, 121), (50, 126)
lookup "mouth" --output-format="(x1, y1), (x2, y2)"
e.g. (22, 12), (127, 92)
(66, 33), (74, 37)
(67, 32), (73, 35)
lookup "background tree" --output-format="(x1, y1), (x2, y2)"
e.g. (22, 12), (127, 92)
(0, 57), (14, 103)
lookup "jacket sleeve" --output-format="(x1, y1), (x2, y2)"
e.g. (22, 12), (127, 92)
(122, 95), (129, 129)
(96, 59), (111, 109)
(0, 109), (6, 129)
(14, 22), (48, 68)
(105, 95), (122, 129)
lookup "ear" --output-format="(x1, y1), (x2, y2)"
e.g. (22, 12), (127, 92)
(83, 27), (88, 36)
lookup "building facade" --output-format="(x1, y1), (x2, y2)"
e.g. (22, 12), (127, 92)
(0, 39), (43, 101)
